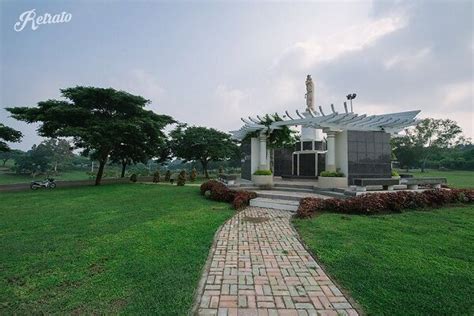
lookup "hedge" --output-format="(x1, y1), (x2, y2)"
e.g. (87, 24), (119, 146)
(297, 189), (474, 218)
(200, 180), (257, 209)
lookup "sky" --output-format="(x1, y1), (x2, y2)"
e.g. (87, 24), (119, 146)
(1, 0), (473, 151)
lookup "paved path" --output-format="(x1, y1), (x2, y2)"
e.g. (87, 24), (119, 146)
(194, 207), (358, 316)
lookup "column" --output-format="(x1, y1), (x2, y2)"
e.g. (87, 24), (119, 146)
(259, 132), (267, 170)
(326, 131), (336, 172)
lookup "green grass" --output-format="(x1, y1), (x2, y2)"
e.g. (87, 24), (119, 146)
(396, 169), (474, 188)
(0, 170), (93, 185)
(0, 184), (233, 314)
(294, 206), (474, 315)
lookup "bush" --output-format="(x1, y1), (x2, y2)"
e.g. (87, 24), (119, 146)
(232, 191), (258, 209)
(200, 180), (256, 209)
(320, 171), (344, 177)
(177, 170), (186, 186)
(165, 170), (171, 182)
(190, 168), (197, 182)
(296, 188), (474, 218)
(153, 170), (160, 183)
(253, 170), (272, 176)
(130, 174), (138, 183)
(391, 170), (399, 177)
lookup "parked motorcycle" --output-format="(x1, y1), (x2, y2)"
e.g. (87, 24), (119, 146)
(30, 178), (56, 190)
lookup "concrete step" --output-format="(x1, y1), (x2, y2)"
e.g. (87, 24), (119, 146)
(256, 192), (303, 201)
(274, 183), (314, 190)
(250, 197), (299, 212)
(271, 186), (315, 193)
(313, 188), (349, 199)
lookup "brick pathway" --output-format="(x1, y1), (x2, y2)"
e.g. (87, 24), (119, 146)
(194, 207), (358, 316)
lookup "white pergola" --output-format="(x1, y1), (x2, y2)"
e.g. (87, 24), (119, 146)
(231, 106), (420, 172)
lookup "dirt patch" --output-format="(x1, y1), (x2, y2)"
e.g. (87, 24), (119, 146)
(110, 298), (128, 311)
(242, 216), (269, 223)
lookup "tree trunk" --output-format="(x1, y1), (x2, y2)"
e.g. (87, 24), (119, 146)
(201, 160), (209, 179)
(95, 158), (107, 185)
(54, 162), (58, 173)
(2, 159), (7, 166)
(121, 161), (127, 178)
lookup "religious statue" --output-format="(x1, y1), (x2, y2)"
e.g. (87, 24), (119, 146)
(305, 74), (314, 111)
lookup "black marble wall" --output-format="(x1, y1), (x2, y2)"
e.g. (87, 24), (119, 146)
(347, 131), (391, 184)
(273, 148), (293, 176)
(299, 153), (316, 176)
(241, 140), (251, 180)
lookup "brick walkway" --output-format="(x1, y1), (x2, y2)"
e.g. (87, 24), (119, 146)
(194, 207), (358, 316)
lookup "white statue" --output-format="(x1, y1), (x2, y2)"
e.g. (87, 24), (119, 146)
(305, 74), (314, 112)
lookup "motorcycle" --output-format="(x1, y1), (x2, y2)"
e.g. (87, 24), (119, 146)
(30, 178), (57, 190)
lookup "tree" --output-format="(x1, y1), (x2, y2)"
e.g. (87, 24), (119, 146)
(0, 149), (23, 166)
(169, 125), (238, 178)
(392, 118), (466, 172)
(0, 123), (22, 152)
(7, 86), (173, 185)
(41, 138), (74, 172)
(14, 144), (52, 175)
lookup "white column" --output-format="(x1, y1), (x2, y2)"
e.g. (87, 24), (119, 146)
(326, 131), (336, 172)
(259, 133), (267, 170)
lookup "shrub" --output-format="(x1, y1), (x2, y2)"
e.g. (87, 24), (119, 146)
(200, 180), (257, 209)
(232, 191), (257, 209)
(190, 168), (197, 182)
(177, 170), (186, 186)
(130, 174), (138, 183)
(218, 166), (224, 174)
(164, 170), (171, 181)
(320, 171), (344, 177)
(253, 169), (272, 176)
(153, 170), (160, 183)
(296, 188), (474, 218)
(391, 170), (400, 177)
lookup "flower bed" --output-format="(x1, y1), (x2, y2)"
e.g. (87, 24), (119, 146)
(297, 188), (474, 218)
(200, 180), (257, 209)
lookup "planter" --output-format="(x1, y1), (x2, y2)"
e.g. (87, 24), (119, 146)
(252, 174), (273, 188)
(317, 176), (348, 189)
(392, 176), (401, 180)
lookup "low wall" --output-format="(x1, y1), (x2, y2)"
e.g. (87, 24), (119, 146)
(0, 176), (154, 192)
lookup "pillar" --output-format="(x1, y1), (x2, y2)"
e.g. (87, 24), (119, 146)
(259, 132), (268, 170)
(326, 131), (336, 172)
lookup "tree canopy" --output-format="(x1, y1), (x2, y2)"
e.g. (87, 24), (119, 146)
(169, 125), (238, 178)
(392, 118), (470, 171)
(7, 86), (174, 184)
(0, 123), (22, 152)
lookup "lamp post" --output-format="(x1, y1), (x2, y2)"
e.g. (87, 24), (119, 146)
(346, 93), (357, 112)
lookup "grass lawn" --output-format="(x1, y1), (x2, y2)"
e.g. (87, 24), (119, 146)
(0, 184), (233, 314)
(294, 206), (474, 315)
(395, 169), (474, 188)
(0, 170), (93, 185)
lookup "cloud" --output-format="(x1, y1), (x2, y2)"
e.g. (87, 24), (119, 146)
(384, 47), (431, 70)
(214, 84), (248, 115)
(109, 69), (165, 111)
(442, 81), (473, 108)
(272, 13), (407, 71)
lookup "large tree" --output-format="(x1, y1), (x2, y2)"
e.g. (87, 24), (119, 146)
(7, 86), (173, 185)
(169, 125), (238, 178)
(392, 118), (465, 172)
(0, 123), (22, 152)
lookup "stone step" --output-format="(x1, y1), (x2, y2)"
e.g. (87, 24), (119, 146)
(271, 186), (315, 193)
(250, 197), (299, 212)
(274, 183), (315, 190)
(313, 188), (350, 198)
(256, 192), (303, 201)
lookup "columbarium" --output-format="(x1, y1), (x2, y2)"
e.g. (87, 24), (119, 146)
(232, 75), (420, 188)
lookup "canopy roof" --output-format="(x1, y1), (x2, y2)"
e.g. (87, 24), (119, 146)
(230, 105), (420, 140)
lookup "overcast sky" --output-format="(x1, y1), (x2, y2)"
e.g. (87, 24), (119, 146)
(1, 0), (473, 150)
